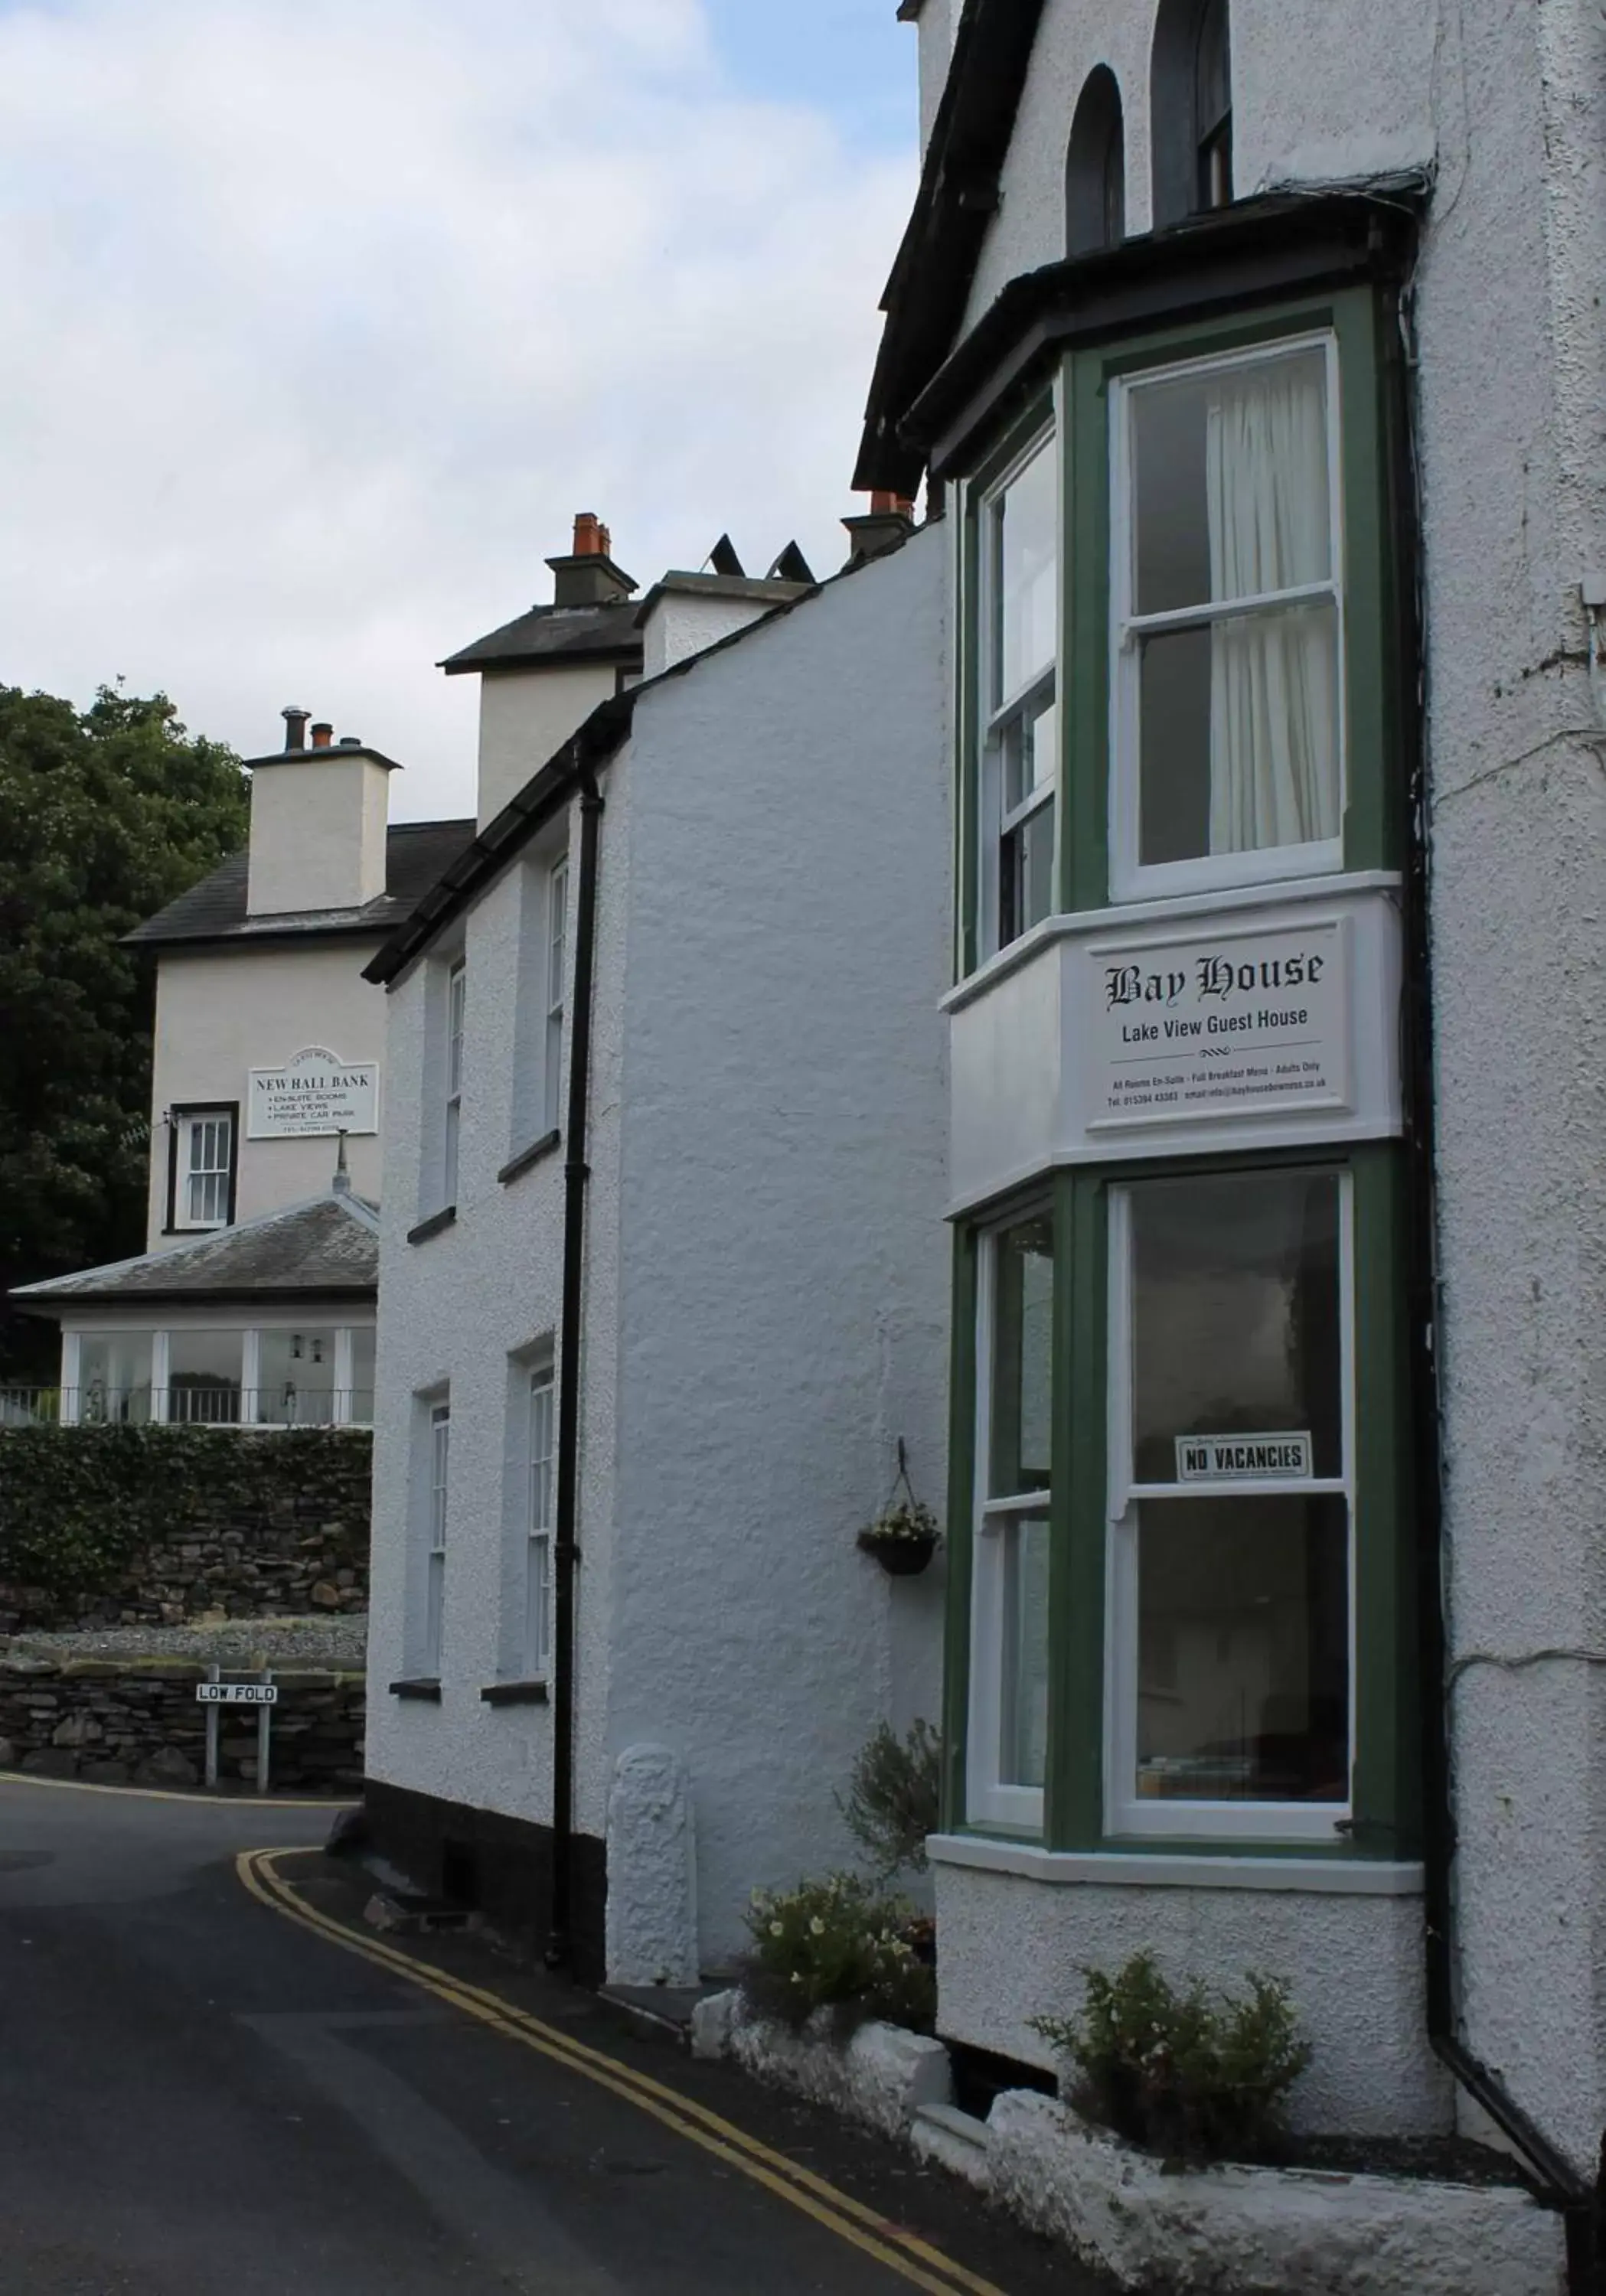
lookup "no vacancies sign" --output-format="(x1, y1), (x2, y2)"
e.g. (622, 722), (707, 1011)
(1087, 919), (1349, 1133)
(248, 1049), (379, 1139)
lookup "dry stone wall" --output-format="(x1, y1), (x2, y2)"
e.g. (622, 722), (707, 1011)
(0, 1427), (370, 1630)
(0, 1657), (364, 1792)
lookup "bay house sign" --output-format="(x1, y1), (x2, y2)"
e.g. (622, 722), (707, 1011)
(248, 1048), (380, 1139)
(1088, 918), (1350, 1133)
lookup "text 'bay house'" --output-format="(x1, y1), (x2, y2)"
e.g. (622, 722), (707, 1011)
(882, 0), (1604, 2196)
(361, 509), (952, 1983)
(12, 718), (472, 1425)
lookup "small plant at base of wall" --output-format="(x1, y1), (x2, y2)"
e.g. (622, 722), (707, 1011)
(739, 1874), (936, 2038)
(1030, 1951), (1312, 2164)
(837, 1718), (942, 1878)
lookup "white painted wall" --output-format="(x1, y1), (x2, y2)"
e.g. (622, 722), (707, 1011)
(476, 664), (619, 827)
(609, 527), (952, 1969)
(961, 0), (1441, 331)
(246, 752), (393, 916)
(147, 943), (387, 1247)
(932, 1850), (1446, 2135)
(942, 0), (1606, 2175)
(367, 527), (952, 1972)
(905, 0), (955, 157)
(638, 592), (775, 682)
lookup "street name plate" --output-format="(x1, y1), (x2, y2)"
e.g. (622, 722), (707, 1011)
(196, 1682), (278, 1706)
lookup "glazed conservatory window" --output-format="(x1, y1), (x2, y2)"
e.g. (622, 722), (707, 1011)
(968, 1211), (1054, 1828)
(1107, 1168), (1353, 1840)
(981, 432), (1059, 953)
(1112, 334), (1343, 897)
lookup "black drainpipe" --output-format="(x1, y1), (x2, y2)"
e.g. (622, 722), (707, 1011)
(1389, 276), (1602, 2289)
(546, 752), (604, 1970)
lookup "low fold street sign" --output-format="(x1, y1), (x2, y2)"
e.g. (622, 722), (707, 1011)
(195, 1681), (279, 1706)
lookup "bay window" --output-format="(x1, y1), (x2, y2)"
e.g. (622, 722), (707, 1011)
(968, 1210), (1054, 1828)
(1106, 1167), (1352, 1838)
(952, 1150), (1412, 1857)
(1113, 334), (1343, 895)
(957, 291), (1392, 965)
(980, 429), (1059, 955)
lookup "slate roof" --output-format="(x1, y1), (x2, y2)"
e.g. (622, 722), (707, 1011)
(12, 1190), (380, 1310)
(439, 600), (645, 677)
(124, 818), (476, 951)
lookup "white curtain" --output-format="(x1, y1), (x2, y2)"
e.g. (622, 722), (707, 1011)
(1206, 360), (1339, 854)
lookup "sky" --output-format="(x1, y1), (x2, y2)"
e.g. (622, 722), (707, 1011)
(0, 0), (918, 820)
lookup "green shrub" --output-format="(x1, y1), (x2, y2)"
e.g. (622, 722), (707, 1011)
(740, 1872), (936, 2037)
(1030, 1950), (1311, 2161)
(837, 1717), (942, 1877)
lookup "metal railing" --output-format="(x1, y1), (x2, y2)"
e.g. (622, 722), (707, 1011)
(0, 1386), (374, 1429)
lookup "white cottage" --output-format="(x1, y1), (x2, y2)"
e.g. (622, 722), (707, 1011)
(8, 713), (473, 1426)
(361, 511), (951, 1984)
(871, 0), (1604, 2231)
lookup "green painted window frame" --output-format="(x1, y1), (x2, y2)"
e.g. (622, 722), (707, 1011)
(955, 283), (1399, 966)
(943, 1140), (1418, 1860)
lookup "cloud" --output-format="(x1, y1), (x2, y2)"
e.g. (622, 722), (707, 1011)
(0, 0), (913, 817)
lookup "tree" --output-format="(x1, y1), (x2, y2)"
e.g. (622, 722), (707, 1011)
(0, 684), (248, 1374)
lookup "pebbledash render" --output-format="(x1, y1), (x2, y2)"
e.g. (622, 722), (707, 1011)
(361, 512), (951, 1983)
(876, 0), (1604, 2199)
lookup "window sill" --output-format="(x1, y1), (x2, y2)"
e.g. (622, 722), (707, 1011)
(387, 1678), (442, 1703)
(162, 1224), (227, 1238)
(479, 1678), (550, 1707)
(927, 1833), (1423, 1895)
(497, 1130), (561, 1188)
(406, 1205), (457, 1246)
(942, 868), (1405, 1015)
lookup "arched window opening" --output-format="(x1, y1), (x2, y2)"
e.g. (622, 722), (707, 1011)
(1194, 0), (1232, 211)
(1151, 0), (1233, 230)
(1065, 66), (1126, 257)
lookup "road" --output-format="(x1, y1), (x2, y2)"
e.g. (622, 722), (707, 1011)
(0, 1776), (1099, 2296)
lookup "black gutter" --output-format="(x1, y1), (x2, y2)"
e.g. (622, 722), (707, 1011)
(1389, 274), (1603, 2288)
(546, 752), (603, 1970)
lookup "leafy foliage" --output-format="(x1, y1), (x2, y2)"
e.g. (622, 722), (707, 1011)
(0, 1425), (363, 1605)
(740, 1872), (936, 2036)
(0, 684), (246, 1372)
(1030, 1951), (1312, 2161)
(837, 1718), (942, 1877)
(856, 1499), (939, 1550)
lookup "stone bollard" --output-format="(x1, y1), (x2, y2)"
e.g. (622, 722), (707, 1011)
(604, 1742), (699, 1988)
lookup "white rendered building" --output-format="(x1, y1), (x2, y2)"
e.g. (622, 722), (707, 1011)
(873, 0), (1605, 2224)
(362, 512), (952, 1984)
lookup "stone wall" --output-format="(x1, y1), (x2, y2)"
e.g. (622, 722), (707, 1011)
(0, 1656), (363, 1792)
(0, 1427), (371, 1632)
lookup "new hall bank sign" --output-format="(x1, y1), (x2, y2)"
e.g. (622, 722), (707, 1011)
(249, 1048), (379, 1139)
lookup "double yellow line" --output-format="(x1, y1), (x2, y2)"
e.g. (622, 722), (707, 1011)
(238, 1848), (1005, 2296)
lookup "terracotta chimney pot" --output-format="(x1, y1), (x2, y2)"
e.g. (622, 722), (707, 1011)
(310, 722), (334, 749)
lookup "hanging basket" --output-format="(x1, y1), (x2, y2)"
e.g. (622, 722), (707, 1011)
(856, 1482), (941, 1578)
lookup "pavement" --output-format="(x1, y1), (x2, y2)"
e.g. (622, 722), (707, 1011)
(0, 1776), (1110, 2295)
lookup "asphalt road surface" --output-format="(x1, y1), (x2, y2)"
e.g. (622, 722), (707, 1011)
(0, 1776), (1105, 2296)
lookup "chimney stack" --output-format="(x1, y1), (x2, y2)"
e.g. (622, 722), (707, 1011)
(245, 713), (398, 917)
(842, 491), (919, 567)
(547, 510), (636, 608)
